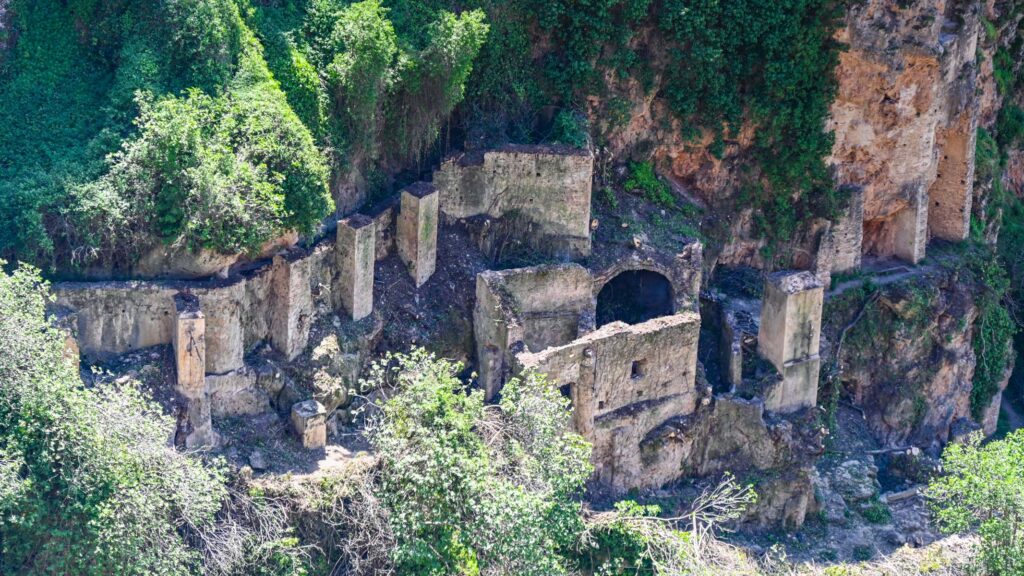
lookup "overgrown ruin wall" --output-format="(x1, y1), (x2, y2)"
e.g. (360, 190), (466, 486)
(54, 244), (339, 371)
(474, 264), (596, 401)
(516, 312), (702, 490)
(434, 144), (594, 259)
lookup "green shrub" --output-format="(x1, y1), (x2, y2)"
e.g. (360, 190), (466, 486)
(860, 499), (892, 524)
(852, 545), (874, 561)
(0, 263), (307, 575)
(323, 0), (400, 160)
(382, 7), (488, 165)
(968, 255), (1015, 420)
(76, 78), (331, 260)
(997, 104), (1024, 151)
(0, 0), (334, 270)
(625, 161), (675, 208)
(928, 430), (1024, 575)
(364, 349), (591, 575)
(551, 109), (589, 148)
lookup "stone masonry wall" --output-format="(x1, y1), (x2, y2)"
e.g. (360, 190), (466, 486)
(434, 144), (594, 259)
(474, 264), (594, 400)
(516, 312), (702, 490)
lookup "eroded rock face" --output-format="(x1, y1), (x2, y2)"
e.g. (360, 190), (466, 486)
(588, 0), (984, 270)
(829, 0), (980, 260)
(645, 396), (824, 528)
(826, 270), (995, 447)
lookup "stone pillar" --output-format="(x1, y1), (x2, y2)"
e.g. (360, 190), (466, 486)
(721, 308), (744, 391)
(894, 184), (929, 264)
(270, 255), (313, 360)
(172, 293), (215, 447)
(831, 184), (864, 273)
(199, 283), (245, 374)
(928, 114), (975, 242)
(337, 215), (376, 321)
(291, 400), (327, 449)
(397, 182), (439, 287)
(757, 271), (824, 413)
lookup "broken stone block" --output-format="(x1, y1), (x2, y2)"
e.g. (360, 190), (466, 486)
(270, 254), (313, 360)
(336, 215), (376, 321)
(177, 394), (217, 449)
(172, 293), (206, 399)
(763, 357), (821, 414)
(206, 368), (270, 417)
(291, 400), (327, 449)
(758, 271), (824, 413)
(249, 449), (268, 471)
(397, 182), (439, 287)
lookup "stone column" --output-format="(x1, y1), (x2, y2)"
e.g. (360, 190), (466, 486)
(172, 293), (215, 447)
(337, 215), (376, 321)
(928, 113), (975, 242)
(757, 271), (824, 413)
(291, 400), (327, 449)
(894, 184), (929, 264)
(397, 182), (439, 287)
(270, 254), (313, 360)
(721, 308), (744, 391)
(830, 184), (864, 274)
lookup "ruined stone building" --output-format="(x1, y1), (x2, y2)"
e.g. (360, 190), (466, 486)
(42, 1), (1012, 529)
(51, 142), (840, 526)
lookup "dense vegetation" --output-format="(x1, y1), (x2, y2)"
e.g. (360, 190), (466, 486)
(336, 350), (755, 576)
(0, 263), (305, 575)
(974, 5), (1024, 421)
(0, 0), (848, 273)
(0, 0), (486, 272)
(928, 430), (1024, 575)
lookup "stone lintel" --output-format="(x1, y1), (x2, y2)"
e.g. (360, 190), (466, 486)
(397, 183), (439, 287)
(337, 216), (376, 321)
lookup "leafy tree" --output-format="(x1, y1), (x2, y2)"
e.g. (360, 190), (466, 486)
(359, 349), (591, 575)
(0, 262), (305, 575)
(928, 430), (1024, 575)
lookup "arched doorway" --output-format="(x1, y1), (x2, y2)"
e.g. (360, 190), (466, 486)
(596, 270), (674, 327)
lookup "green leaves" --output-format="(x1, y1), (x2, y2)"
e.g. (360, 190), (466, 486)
(928, 430), (1024, 574)
(364, 350), (591, 575)
(0, 264), (223, 574)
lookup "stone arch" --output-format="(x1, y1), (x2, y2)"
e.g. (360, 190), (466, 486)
(595, 269), (674, 327)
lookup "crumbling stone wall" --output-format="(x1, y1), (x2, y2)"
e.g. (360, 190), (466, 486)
(434, 144), (594, 259)
(828, 0), (980, 263)
(474, 264), (594, 400)
(516, 312), (702, 490)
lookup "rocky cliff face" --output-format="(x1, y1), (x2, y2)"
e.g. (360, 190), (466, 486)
(829, 0), (980, 261)
(823, 267), (997, 449)
(592, 0), (988, 272)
